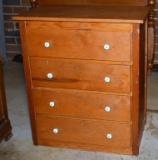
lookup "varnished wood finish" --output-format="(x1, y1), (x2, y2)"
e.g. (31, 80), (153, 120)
(148, 0), (155, 75)
(29, 0), (155, 73)
(39, 139), (133, 154)
(33, 89), (131, 122)
(13, 5), (150, 24)
(27, 22), (131, 62)
(36, 115), (131, 148)
(31, 0), (148, 6)
(19, 22), (38, 145)
(30, 58), (131, 93)
(138, 21), (148, 148)
(0, 57), (12, 142)
(13, 5), (149, 155)
(130, 24), (141, 155)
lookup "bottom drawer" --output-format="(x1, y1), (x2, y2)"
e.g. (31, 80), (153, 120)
(36, 115), (131, 148)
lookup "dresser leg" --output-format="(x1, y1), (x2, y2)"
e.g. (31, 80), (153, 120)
(4, 132), (13, 142)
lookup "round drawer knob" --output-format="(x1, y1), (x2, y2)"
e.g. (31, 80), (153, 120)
(44, 42), (50, 48)
(47, 73), (53, 79)
(104, 44), (110, 50)
(104, 77), (110, 83)
(49, 102), (55, 107)
(107, 134), (112, 139)
(105, 106), (111, 112)
(53, 128), (58, 134)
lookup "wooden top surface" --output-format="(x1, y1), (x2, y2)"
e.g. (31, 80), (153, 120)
(13, 5), (150, 23)
(37, 0), (147, 6)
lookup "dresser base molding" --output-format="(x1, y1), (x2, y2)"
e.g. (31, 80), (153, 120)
(39, 139), (133, 155)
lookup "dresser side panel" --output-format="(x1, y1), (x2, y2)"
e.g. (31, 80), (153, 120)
(19, 21), (38, 145)
(138, 20), (147, 144)
(131, 24), (140, 155)
(131, 22), (147, 155)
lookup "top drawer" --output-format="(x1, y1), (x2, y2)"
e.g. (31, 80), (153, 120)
(26, 22), (132, 62)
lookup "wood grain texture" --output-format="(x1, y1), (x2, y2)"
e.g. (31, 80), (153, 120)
(36, 115), (131, 148)
(27, 22), (131, 62)
(33, 88), (131, 122)
(24, 0), (156, 75)
(130, 24), (141, 155)
(139, 23), (146, 130)
(14, 4), (149, 155)
(19, 22), (38, 145)
(36, 0), (148, 6)
(138, 21), (147, 146)
(39, 139), (133, 155)
(30, 58), (131, 93)
(26, 21), (132, 31)
(12, 5), (150, 23)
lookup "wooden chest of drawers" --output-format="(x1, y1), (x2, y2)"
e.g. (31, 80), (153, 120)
(13, 5), (150, 155)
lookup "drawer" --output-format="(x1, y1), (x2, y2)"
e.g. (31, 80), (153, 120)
(33, 89), (131, 122)
(36, 115), (131, 148)
(26, 22), (131, 62)
(30, 58), (131, 93)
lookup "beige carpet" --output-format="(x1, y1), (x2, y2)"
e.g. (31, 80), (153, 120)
(147, 72), (158, 111)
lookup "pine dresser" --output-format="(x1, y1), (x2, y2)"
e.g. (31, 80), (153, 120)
(13, 5), (150, 155)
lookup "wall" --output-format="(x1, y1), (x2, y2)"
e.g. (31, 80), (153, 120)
(0, 0), (7, 61)
(3, 0), (31, 59)
(2, 0), (158, 63)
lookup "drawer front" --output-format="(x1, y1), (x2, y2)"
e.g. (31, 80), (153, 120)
(30, 58), (131, 93)
(36, 115), (131, 148)
(27, 22), (131, 62)
(33, 89), (131, 122)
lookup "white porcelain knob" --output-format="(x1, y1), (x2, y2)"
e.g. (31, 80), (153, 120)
(53, 128), (58, 134)
(104, 77), (110, 83)
(47, 73), (53, 79)
(104, 44), (110, 50)
(105, 106), (111, 112)
(44, 42), (50, 48)
(107, 134), (112, 139)
(49, 102), (55, 107)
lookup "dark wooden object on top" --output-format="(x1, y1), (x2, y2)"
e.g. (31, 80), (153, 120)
(0, 57), (12, 142)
